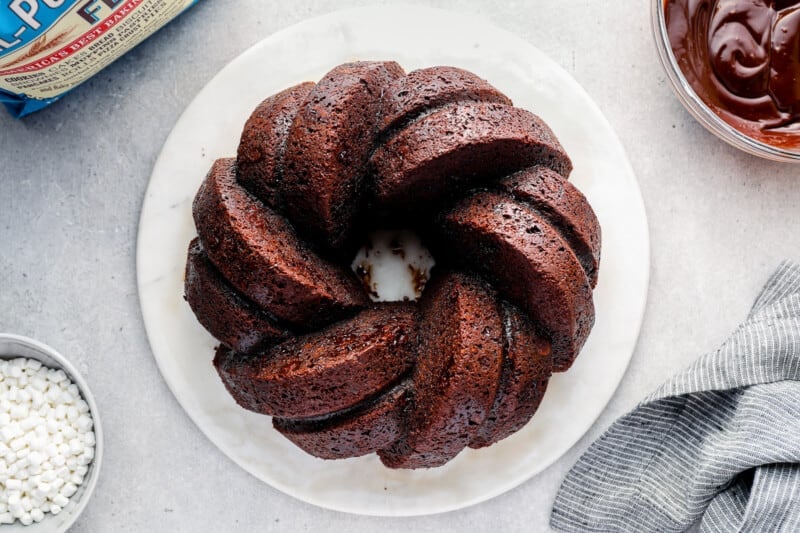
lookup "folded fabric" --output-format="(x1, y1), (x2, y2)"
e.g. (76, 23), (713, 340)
(551, 261), (800, 533)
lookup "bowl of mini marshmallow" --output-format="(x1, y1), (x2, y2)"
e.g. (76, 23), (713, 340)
(0, 334), (102, 532)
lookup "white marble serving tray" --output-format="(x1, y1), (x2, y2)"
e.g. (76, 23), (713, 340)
(136, 5), (649, 517)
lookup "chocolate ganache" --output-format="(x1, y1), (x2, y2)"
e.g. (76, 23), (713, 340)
(666, 0), (800, 149)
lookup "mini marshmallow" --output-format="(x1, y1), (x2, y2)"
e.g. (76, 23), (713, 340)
(60, 483), (77, 498)
(47, 370), (67, 383)
(0, 424), (22, 442)
(53, 404), (66, 420)
(29, 435), (46, 450)
(32, 486), (48, 502)
(9, 504), (23, 519)
(19, 415), (40, 431)
(45, 387), (61, 404)
(62, 425), (77, 440)
(29, 377), (47, 392)
(75, 415), (93, 432)
(10, 404), (28, 420)
(29, 390), (44, 408)
(27, 451), (43, 467)
(30, 508), (44, 522)
(68, 438), (82, 456)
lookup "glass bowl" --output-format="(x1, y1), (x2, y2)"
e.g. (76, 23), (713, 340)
(651, 0), (800, 163)
(0, 334), (103, 533)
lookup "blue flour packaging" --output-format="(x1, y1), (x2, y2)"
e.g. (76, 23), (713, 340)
(0, 0), (200, 117)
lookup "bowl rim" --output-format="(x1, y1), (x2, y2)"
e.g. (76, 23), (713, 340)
(0, 333), (104, 532)
(651, 0), (800, 162)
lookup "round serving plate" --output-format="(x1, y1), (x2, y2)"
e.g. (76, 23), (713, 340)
(137, 5), (650, 517)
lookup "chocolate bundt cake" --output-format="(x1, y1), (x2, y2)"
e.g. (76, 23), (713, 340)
(185, 61), (601, 469)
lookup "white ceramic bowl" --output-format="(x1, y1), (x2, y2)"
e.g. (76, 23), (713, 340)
(0, 334), (103, 533)
(651, 0), (800, 162)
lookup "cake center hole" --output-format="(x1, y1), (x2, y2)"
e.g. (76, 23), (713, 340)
(351, 230), (436, 302)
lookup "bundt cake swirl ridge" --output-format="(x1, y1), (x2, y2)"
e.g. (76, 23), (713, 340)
(280, 61), (405, 250)
(192, 158), (369, 329)
(184, 238), (292, 354)
(435, 190), (595, 372)
(378, 272), (505, 469)
(469, 301), (553, 449)
(236, 82), (315, 209)
(369, 102), (573, 211)
(496, 166), (602, 288)
(272, 378), (411, 460)
(213, 304), (416, 418)
(375, 65), (513, 142)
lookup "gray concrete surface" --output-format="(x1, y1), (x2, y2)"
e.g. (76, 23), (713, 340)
(1, 1), (798, 531)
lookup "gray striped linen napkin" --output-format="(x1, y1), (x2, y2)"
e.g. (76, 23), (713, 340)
(551, 261), (800, 532)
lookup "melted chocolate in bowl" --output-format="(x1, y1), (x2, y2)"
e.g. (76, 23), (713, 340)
(665, 0), (800, 149)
